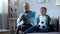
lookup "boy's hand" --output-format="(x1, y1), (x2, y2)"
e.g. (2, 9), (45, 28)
(50, 21), (53, 25)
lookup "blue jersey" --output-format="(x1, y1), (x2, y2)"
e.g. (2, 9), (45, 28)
(26, 12), (36, 26)
(17, 11), (36, 26)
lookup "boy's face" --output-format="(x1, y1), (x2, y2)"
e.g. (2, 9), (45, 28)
(40, 9), (46, 15)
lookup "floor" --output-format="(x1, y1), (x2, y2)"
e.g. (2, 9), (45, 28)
(19, 31), (60, 34)
(0, 29), (16, 34)
(0, 29), (11, 34)
(0, 29), (60, 34)
(27, 32), (60, 34)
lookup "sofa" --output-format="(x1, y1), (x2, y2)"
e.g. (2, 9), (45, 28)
(19, 17), (60, 34)
(50, 17), (59, 32)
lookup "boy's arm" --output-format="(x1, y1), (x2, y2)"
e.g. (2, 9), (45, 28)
(36, 16), (40, 25)
(48, 15), (53, 25)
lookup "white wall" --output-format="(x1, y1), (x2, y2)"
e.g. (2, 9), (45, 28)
(0, 0), (3, 14)
(3, 0), (8, 14)
(20, 0), (60, 17)
(0, 0), (3, 29)
(2, 0), (8, 29)
(19, 0), (27, 13)
(27, 0), (60, 16)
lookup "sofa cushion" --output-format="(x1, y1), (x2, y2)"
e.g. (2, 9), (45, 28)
(51, 17), (59, 31)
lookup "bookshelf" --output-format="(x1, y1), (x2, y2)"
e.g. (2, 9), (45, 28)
(8, 0), (20, 31)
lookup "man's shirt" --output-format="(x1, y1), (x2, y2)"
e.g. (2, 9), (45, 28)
(17, 11), (36, 26)
(17, 13), (24, 26)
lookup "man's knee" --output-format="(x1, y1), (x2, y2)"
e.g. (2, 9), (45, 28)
(17, 25), (21, 31)
(21, 25), (31, 32)
(17, 24), (32, 32)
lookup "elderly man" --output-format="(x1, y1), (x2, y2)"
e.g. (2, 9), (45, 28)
(16, 3), (36, 34)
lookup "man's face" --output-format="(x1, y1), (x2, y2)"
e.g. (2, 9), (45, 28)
(24, 5), (29, 11)
(40, 9), (46, 15)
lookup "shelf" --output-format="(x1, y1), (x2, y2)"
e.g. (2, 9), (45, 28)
(8, 18), (17, 31)
(8, 18), (17, 20)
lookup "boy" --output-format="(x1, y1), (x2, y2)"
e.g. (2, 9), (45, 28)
(24, 7), (52, 34)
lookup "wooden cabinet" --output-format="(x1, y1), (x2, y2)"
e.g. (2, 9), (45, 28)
(8, 0), (20, 18)
(8, 0), (19, 31)
(8, 18), (17, 31)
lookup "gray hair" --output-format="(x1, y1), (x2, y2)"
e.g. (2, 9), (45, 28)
(23, 2), (29, 6)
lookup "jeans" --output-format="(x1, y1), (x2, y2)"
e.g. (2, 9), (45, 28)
(24, 26), (51, 34)
(16, 24), (32, 34)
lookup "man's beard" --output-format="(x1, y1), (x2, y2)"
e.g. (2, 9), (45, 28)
(25, 11), (29, 13)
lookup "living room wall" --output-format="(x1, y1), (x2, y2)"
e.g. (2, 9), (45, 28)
(20, 0), (60, 17)
(0, 0), (8, 29)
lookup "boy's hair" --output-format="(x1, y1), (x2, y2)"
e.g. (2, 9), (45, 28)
(41, 7), (47, 11)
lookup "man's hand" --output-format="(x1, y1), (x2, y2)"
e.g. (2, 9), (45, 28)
(23, 13), (27, 17)
(20, 13), (26, 22)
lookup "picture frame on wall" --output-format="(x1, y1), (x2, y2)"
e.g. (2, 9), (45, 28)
(37, 0), (45, 4)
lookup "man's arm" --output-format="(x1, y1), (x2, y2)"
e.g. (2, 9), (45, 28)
(20, 16), (23, 22)
(17, 13), (24, 23)
(17, 16), (23, 23)
(17, 14), (24, 26)
(19, 13), (27, 22)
